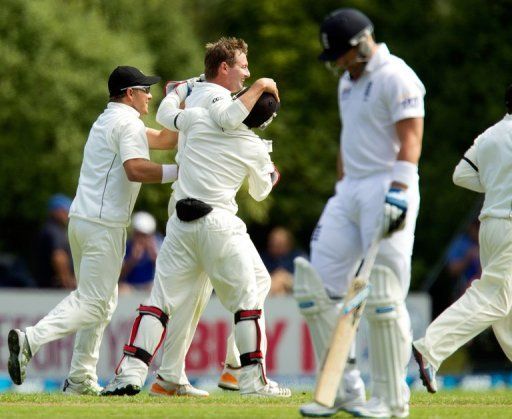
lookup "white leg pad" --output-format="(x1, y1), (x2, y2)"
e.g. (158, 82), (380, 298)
(365, 265), (411, 410)
(293, 256), (364, 399)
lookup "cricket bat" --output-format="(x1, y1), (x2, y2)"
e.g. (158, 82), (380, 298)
(313, 238), (381, 407)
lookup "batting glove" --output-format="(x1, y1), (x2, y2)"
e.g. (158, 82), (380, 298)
(382, 187), (407, 237)
(164, 74), (205, 101)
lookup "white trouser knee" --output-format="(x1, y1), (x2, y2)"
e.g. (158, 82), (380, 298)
(365, 265), (411, 409)
(293, 257), (364, 398)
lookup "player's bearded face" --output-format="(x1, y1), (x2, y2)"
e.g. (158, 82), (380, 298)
(334, 48), (365, 78)
(225, 52), (250, 92)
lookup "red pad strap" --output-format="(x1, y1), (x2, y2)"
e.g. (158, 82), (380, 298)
(123, 344), (152, 366)
(240, 350), (263, 366)
(234, 309), (262, 324)
(138, 305), (169, 328)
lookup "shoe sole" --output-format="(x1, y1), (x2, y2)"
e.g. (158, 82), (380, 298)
(8, 330), (22, 385)
(218, 383), (239, 391)
(412, 345), (436, 394)
(299, 408), (336, 417)
(101, 384), (141, 396)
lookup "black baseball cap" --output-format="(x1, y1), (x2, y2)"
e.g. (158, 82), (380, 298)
(108, 66), (161, 97)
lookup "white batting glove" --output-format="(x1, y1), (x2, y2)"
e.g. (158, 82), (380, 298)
(382, 187), (408, 237)
(164, 74), (205, 101)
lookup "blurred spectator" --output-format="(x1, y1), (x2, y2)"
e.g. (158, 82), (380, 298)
(0, 253), (35, 287)
(261, 226), (306, 296)
(34, 193), (75, 289)
(119, 211), (163, 293)
(446, 218), (481, 300)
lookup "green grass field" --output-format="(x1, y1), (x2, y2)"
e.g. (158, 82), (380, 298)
(1, 390), (512, 418)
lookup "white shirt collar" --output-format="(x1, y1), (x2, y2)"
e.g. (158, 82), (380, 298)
(365, 43), (391, 74)
(107, 101), (140, 118)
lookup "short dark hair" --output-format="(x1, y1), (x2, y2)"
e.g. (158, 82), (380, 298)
(204, 37), (248, 79)
(506, 84), (512, 114)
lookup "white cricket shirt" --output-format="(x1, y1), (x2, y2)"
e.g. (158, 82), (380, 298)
(169, 107), (274, 214)
(453, 114), (512, 220)
(338, 44), (425, 178)
(69, 102), (150, 227)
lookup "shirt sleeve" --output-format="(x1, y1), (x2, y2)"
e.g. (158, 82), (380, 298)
(208, 93), (250, 130)
(246, 142), (274, 201)
(118, 119), (150, 163)
(386, 69), (426, 123)
(156, 92), (181, 130)
(453, 137), (485, 193)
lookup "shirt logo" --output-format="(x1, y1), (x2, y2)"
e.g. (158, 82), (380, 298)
(400, 96), (419, 109)
(363, 81), (373, 101)
(321, 32), (330, 49)
(212, 96), (223, 104)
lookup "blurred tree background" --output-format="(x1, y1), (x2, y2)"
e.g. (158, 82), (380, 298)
(1, 0), (512, 291)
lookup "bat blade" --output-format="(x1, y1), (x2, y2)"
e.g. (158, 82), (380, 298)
(312, 238), (380, 408)
(313, 279), (369, 407)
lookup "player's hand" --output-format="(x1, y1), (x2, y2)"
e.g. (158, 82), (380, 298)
(382, 187), (407, 237)
(254, 78), (280, 102)
(164, 74), (205, 101)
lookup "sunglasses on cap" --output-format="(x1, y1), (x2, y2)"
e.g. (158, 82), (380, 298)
(121, 85), (151, 94)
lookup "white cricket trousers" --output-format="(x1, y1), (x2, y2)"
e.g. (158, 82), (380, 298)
(414, 217), (512, 370)
(25, 217), (125, 381)
(311, 173), (419, 296)
(149, 209), (270, 315)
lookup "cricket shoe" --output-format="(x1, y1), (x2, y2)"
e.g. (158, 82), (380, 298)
(242, 382), (292, 398)
(101, 375), (142, 396)
(351, 397), (409, 418)
(8, 329), (32, 385)
(62, 377), (103, 396)
(300, 386), (366, 417)
(412, 344), (438, 394)
(149, 375), (209, 397)
(218, 363), (280, 391)
(218, 363), (241, 390)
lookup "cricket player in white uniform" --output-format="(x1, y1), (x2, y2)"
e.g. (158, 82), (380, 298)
(7, 66), (179, 395)
(102, 87), (291, 397)
(297, 8), (425, 418)
(146, 38), (282, 397)
(413, 85), (512, 395)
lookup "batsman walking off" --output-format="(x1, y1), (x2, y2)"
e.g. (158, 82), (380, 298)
(297, 8), (425, 418)
(8, 66), (178, 395)
(413, 84), (512, 394)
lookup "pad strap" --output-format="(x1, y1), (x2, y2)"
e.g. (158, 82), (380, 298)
(234, 309), (262, 324)
(138, 305), (169, 328)
(240, 350), (264, 366)
(123, 344), (152, 366)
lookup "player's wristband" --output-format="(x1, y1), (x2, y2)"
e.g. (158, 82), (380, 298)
(161, 164), (178, 184)
(392, 160), (418, 187)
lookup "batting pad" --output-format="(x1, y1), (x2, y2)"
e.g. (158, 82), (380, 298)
(366, 265), (411, 410)
(293, 257), (363, 399)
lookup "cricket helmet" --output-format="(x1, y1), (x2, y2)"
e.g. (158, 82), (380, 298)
(319, 8), (373, 62)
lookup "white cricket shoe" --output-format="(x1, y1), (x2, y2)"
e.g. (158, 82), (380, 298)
(300, 386), (366, 417)
(218, 363), (280, 391)
(62, 377), (103, 396)
(101, 375), (142, 396)
(412, 344), (438, 394)
(351, 397), (409, 418)
(149, 375), (209, 397)
(218, 363), (241, 391)
(8, 329), (32, 385)
(242, 382), (292, 398)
